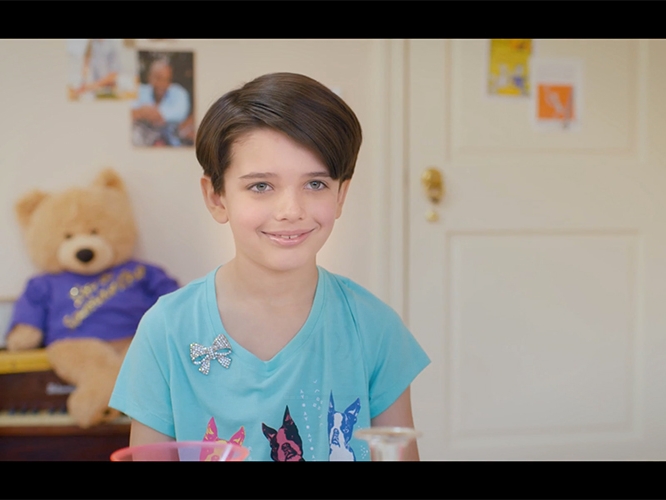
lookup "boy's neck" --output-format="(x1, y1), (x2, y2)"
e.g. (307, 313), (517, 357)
(217, 257), (319, 306)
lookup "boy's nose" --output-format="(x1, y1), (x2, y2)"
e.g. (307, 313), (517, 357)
(275, 189), (306, 221)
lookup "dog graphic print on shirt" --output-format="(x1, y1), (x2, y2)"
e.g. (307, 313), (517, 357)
(200, 417), (245, 461)
(262, 406), (306, 461)
(328, 392), (361, 461)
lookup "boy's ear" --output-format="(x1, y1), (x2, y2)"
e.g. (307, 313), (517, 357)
(335, 180), (351, 219)
(200, 176), (229, 224)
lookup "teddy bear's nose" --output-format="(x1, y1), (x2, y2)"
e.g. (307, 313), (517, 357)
(76, 249), (95, 263)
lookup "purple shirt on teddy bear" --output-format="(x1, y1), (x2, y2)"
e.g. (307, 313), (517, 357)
(7, 260), (179, 346)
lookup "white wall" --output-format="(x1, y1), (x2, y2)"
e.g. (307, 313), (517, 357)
(0, 39), (392, 307)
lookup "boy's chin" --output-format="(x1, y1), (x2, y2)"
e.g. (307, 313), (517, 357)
(258, 254), (319, 274)
(265, 261), (317, 274)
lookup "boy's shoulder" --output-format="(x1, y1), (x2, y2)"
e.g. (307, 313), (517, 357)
(320, 267), (399, 320)
(323, 267), (375, 298)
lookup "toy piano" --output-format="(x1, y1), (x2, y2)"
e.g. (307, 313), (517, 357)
(0, 348), (130, 461)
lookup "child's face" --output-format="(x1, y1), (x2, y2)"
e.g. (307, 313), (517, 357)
(202, 128), (350, 274)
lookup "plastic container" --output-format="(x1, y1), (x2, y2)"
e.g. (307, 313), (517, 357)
(355, 426), (422, 461)
(110, 440), (250, 461)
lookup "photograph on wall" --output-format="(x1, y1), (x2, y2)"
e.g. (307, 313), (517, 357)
(530, 58), (583, 132)
(67, 39), (138, 101)
(487, 39), (532, 97)
(131, 50), (195, 148)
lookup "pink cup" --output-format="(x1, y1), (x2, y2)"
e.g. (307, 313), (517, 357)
(110, 440), (250, 461)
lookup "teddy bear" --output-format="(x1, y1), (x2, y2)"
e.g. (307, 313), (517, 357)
(5, 168), (179, 428)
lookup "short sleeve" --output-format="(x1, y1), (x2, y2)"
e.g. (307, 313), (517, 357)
(7, 277), (50, 335)
(109, 300), (175, 437)
(360, 302), (431, 419)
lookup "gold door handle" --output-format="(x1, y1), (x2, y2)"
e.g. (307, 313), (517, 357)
(421, 167), (445, 204)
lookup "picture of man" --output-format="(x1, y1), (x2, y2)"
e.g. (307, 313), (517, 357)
(131, 51), (195, 147)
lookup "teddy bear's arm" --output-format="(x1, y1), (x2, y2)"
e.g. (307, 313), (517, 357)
(6, 324), (43, 351)
(5, 276), (50, 350)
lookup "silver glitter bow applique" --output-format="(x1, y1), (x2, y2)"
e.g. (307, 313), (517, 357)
(190, 334), (232, 374)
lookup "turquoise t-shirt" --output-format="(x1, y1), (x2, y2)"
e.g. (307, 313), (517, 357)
(109, 266), (430, 461)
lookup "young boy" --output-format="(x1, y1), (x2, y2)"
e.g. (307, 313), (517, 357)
(109, 72), (430, 461)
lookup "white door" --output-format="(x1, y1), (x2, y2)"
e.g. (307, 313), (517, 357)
(406, 39), (666, 460)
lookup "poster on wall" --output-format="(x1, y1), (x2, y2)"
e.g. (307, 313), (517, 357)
(487, 39), (533, 97)
(530, 58), (583, 132)
(131, 50), (195, 148)
(67, 39), (138, 101)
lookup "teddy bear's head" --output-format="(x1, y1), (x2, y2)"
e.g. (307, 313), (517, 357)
(15, 168), (137, 275)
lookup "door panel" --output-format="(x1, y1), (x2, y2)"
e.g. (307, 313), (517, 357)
(407, 39), (666, 460)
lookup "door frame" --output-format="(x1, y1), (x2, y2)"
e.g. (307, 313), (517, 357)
(380, 38), (409, 321)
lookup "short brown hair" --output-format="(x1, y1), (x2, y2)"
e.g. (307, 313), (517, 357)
(195, 72), (363, 194)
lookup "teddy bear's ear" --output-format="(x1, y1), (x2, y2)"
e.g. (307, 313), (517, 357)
(15, 190), (49, 229)
(93, 168), (126, 192)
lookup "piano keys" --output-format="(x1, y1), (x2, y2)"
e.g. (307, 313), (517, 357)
(0, 348), (130, 460)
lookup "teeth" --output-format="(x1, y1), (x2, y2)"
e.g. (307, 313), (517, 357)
(266, 232), (307, 240)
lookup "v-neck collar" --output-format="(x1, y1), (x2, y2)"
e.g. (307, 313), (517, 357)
(205, 265), (325, 374)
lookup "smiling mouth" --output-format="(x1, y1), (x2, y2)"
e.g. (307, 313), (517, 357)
(264, 229), (313, 238)
(263, 229), (314, 245)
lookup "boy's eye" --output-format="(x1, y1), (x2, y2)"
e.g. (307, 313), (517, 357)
(307, 180), (326, 190)
(250, 182), (271, 193)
